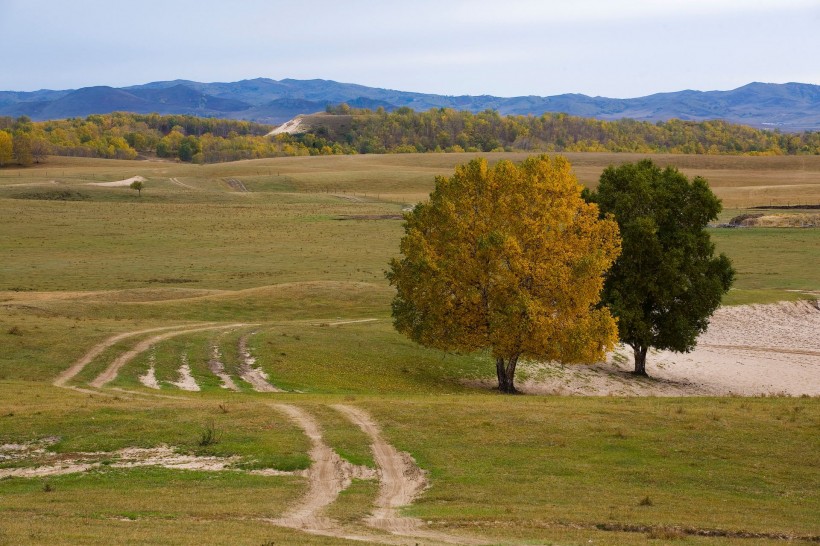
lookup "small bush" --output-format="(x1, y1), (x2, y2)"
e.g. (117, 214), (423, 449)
(639, 496), (653, 506)
(198, 420), (220, 446)
(42, 482), (55, 493)
(7, 326), (22, 336)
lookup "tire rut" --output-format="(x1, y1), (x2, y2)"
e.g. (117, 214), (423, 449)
(269, 404), (372, 531)
(269, 404), (472, 545)
(239, 333), (283, 392)
(54, 324), (206, 387)
(333, 405), (483, 545)
(89, 323), (252, 388)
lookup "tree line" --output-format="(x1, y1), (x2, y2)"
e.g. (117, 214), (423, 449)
(0, 113), (336, 166)
(316, 107), (820, 155)
(1, 107), (818, 167)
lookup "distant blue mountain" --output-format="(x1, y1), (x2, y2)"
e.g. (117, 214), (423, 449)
(1, 78), (818, 131)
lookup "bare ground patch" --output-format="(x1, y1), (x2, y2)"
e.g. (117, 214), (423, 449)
(487, 301), (820, 397)
(238, 333), (282, 392)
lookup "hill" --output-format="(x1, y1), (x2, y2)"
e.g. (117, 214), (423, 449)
(2, 79), (819, 131)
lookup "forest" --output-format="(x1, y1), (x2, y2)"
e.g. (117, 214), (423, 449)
(1, 107), (818, 166)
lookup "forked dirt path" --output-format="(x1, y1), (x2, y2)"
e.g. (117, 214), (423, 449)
(270, 403), (478, 545)
(89, 323), (252, 388)
(333, 405), (481, 545)
(268, 404), (374, 535)
(54, 324), (204, 387)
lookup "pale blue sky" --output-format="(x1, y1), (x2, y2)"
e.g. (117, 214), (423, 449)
(1, 0), (818, 97)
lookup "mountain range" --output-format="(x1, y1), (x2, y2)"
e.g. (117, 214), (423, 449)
(1, 78), (819, 131)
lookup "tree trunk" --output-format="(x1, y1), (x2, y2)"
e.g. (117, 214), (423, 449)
(632, 345), (649, 376)
(496, 355), (520, 394)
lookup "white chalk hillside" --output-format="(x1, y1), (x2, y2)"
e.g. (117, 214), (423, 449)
(267, 116), (304, 136)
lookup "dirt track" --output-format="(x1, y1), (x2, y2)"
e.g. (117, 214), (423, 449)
(54, 324), (203, 387)
(271, 404), (481, 545)
(89, 323), (251, 388)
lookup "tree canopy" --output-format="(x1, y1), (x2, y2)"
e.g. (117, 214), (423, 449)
(129, 180), (144, 196)
(387, 155), (621, 393)
(587, 159), (735, 375)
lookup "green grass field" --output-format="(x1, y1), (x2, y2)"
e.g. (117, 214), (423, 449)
(0, 153), (818, 545)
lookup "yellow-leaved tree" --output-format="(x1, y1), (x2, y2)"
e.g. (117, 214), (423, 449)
(387, 155), (621, 393)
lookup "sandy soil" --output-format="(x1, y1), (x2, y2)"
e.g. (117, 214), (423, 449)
(503, 301), (820, 397)
(238, 334), (282, 392)
(169, 355), (200, 391)
(86, 175), (146, 187)
(268, 117), (303, 136)
(138, 353), (161, 390)
(208, 344), (240, 391)
(0, 442), (243, 479)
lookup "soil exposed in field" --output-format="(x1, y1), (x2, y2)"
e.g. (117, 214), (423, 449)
(506, 301), (820, 396)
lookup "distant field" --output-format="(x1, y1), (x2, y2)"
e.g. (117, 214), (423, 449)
(0, 153), (818, 545)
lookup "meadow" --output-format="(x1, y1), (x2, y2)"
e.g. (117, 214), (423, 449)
(0, 153), (818, 545)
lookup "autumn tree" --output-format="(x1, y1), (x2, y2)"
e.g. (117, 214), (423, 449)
(587, 159), (734, 376)
(130, 180), (144, 196)
(387, 155), (621, 393)
(0, 131), (12, 166)
(12, 133), (33, 166)
(30, 136), (51, 163)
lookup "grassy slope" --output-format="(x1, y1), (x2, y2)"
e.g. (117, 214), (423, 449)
(0, 154), (818, 545)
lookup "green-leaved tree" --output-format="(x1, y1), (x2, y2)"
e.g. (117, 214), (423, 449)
(587, 159), (735, 376)
(387, 155), (621, 393)
(130, 180), (144, 196)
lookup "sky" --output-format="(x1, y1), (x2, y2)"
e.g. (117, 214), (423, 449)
(1, 0), (819, 98)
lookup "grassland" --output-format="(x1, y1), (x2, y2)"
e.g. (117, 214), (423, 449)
(0, 153), (818, 545)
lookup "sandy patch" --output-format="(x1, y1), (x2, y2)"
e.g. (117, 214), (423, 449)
(138, 353), (161, 390)
(238, 333), (282, 392)
(268, 116), (303, 136)
(208, 344), (240, 391)
(86, 175), (146, 187)
(169, 354), (200, 391)
(0, 443), (242, 479)
(500, 301), (820, 397)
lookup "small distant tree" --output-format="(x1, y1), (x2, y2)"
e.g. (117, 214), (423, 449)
(587, 159), (735, 376)
(387, 155), (621, 393)
(130, 180), (144, 196)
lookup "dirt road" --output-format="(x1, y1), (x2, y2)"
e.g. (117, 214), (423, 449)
(89, 323), (251, 388)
